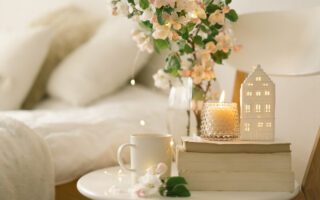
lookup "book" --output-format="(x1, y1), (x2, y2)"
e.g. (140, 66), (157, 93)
(177, 146), (292, 172)
(179, 170), (295, 192)
(182, 136), (291, 153)
(176, 145), (295, 192)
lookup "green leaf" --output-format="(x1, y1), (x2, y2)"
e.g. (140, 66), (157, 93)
(177, 10), (187, 17)
(154, 39), (169, 49)
(199, 24), (207, 33)
(212, 50), (230, 64)
(166, 176), (188, 187)
(225, 9), (238, 22)
(127, 12), (134, 18)
(127, 0), (135, 5)
(172, 184), (191, 197)
(206, 4), (220, 14)
(178, 27), (189, 40)
(139, 0), (149, 9)
(209, 26), (219, 36)
(163, 6), (174, 14)
(178, 40), (186, 49)
(154, 45), (160, 54)
(159, 186), (166, 196)
(214, 23), (223, 29)
(184, 44), (193, 54)
(200, 18), (210, 26)
(138, 21), (153, 31)
(192, 87), (204, 100)
(203, 38), (215, 44)
(165, 54), (181, 77)
(225, 0), (232, 4)
(186, 22), (196, 32)
(156, 8), (165, 25)
(187, 58), (194, 64)
(193, 35), (203, 46)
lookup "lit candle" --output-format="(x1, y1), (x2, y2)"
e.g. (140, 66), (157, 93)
(201, 91), (239, 140)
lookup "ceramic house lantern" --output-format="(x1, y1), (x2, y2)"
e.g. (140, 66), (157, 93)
(240, 65), (275, 141)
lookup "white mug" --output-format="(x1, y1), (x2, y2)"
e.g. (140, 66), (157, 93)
(117, 133), (173, 182)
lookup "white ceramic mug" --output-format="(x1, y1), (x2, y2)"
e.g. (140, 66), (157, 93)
(117, 134), (173, 182)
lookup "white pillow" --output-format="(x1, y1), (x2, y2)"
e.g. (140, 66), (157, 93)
(0, 27), (52, 110)
(47, 16), (150, 106)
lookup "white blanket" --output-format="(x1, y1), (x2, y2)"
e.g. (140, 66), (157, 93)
(2, 85), (168, 185)
(0, 117), (54, 200)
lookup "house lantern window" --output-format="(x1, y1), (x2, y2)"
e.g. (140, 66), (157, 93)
(245, 104), (251, 113)
(256, 76), (262, 81)
(265, 104), (271, 112)
(263, 83), (268, 86)
(244, 123), (250, 131)
(248, 83), (253, 86)
(258, 122), (263, 127)
(256, 104), (261, 112)
(265, 91), (270, 96)
(246, 91), (252, 96)
(256, 91), (261, 96)
(266, 122), (272, 128)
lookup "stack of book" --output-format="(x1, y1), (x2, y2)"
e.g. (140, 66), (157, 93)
(176, 136), (295, 192)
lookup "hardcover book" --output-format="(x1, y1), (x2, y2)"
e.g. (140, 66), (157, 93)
(182, 136), (291, 153)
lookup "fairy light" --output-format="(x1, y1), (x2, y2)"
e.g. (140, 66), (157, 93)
(139, 120), (146, 126)
(130, 79), (136, 86)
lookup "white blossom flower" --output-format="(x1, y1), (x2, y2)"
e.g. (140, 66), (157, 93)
(177, 0), (197, 13)
(130, 163), (168, 198)
(169, 13), (187, 30)
(208, 9), (225, 25)
(222, 5), (230, 14)
(152, 23), (173, 40)
(115, 0), (129, 16)
(132, 29), (154, 53)
(153, 69), (171, 90)
(215, 32), (233, 53)
(191, 64), (215, 85)
(140, 7), (154, 21)
(140, 37), (154, 53)
(195, 42), (217, 66)
(194, 7), (207, 19)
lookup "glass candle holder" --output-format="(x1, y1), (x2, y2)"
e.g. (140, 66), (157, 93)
(200, 102), (239, 140)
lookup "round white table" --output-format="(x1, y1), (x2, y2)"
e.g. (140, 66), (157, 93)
(77, 165), (300, 200)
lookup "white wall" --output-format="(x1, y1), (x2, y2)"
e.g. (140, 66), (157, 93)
(232, 0), (320, 14)
(273, 75), (320, 183)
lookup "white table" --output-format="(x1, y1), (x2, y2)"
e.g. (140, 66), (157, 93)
(77, 165), (300, 200)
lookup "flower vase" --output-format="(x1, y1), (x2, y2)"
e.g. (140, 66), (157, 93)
(167, 78), (192, 145)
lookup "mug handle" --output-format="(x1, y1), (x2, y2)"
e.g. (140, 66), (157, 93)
(117, 143), (136, 172)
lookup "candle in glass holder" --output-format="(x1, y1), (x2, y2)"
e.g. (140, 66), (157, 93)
(201, 91), (239, 140)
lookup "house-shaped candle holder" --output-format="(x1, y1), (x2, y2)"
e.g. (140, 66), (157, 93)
(240, 65), (275, 141)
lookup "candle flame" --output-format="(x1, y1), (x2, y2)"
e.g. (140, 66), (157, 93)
(219, 90), (225, 103)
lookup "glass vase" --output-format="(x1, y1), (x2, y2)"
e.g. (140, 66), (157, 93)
(167, 78), (192, 145)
